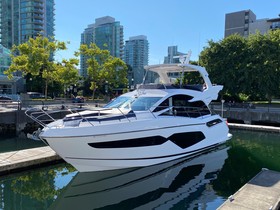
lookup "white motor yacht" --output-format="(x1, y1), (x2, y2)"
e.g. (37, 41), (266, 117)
(26, 59), (232, 172)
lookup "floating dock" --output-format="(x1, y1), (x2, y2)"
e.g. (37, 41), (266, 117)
(229, 123), (280, 133)
(218, 169), (280, 210)
(0, 146), (61, 175)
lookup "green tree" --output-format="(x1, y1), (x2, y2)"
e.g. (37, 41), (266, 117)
(5, 36), (72, 99)
(246, 31), (280, 102)
(200, 34), (248, 101)
(76, 43), (128, 99)
(200, 31), (280, 102)
(55, 58), (80, 97)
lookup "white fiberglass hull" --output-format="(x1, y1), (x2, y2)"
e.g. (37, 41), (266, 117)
(40, 115), (231, 172)
(50, 146), (229, 210)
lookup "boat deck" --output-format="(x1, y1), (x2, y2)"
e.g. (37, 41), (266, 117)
(0, 146), (61, 175)
(218, 169), (280, 210)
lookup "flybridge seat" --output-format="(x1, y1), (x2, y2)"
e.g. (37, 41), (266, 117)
(138, 84), (204, 91)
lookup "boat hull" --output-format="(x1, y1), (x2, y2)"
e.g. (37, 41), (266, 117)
(40, 115), (231, 172)
(50, 145), (229, 209)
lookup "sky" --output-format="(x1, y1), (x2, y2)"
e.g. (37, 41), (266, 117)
(55, 0), (280, 65)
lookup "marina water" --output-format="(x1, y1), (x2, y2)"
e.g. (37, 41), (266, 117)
(0, 129), (280, 209)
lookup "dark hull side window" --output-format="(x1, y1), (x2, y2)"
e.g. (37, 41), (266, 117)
(155, 94), (211, 118)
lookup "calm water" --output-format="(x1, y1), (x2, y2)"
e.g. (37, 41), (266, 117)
(0, 133), (45, 153)
(0, 129), (280, 210)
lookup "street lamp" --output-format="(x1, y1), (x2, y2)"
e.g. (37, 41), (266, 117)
(29, 78), (32, 91)
(70, 85), (73, 97)
(73, 84), (77, 97)
(105, 81), (108, 94)
(131, 78), (134, 90)
(221, 99), (225, 118)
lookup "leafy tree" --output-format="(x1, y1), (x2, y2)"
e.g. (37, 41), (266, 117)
(5, 36), (75, 99)
(55, 58), (80, 97)
(76, 43), (128, 99)
(199, 30), (280, 102)
(200, 34), (248, 101)
(246, 31), (280, 102)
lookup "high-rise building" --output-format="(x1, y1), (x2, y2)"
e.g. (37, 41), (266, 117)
(0, 0), (55, 49)
(80, 24), (95, 78)
(80, 16), (124, 77)
(164, 46), (186, 64)
(124, 35), (149, 87)
(0, 0), (54, 95)
(0, 44), (24, 95)
(225, 10), (280, 37)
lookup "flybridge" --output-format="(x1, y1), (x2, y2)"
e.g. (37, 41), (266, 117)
(143, 50), (212, 88)
(144, 63), (211, 86)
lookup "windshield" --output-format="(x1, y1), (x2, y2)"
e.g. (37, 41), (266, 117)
(104, 97), (134, 109)
(104, 96), (162, 111)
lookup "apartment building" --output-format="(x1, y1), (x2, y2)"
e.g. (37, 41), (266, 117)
(124, 35), (149, 87)
(80, 16), (124, 77)
(225, 10), (280, 37)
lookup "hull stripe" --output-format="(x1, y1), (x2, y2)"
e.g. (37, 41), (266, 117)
(65, 143), (220, 161)
(88, 131), (205, 149)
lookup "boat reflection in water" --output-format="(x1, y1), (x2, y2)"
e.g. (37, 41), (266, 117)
(51, 146), (229, 210)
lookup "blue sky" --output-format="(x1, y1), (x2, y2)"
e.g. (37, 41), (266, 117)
(55, 0), (280, 65)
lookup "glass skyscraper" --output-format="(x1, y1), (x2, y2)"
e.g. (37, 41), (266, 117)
(0, 0), (55, 49)
(124, 35), (149, 87)
(80, 16), (124, 77)
(0, 0), (54, 95)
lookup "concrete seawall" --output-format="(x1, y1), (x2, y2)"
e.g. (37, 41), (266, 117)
(214, 106), (280, 125)
(223, 110), (280, 125)
(0, 109), (34, 134)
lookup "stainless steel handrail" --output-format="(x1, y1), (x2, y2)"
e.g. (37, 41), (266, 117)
(25, 105), (137, 128)
(25, 103), (212, 129)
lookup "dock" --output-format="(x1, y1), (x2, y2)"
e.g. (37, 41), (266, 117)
(0, 146), (61, 175)
(218, 169), (280, 210)
(229, 123), (280, 133)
